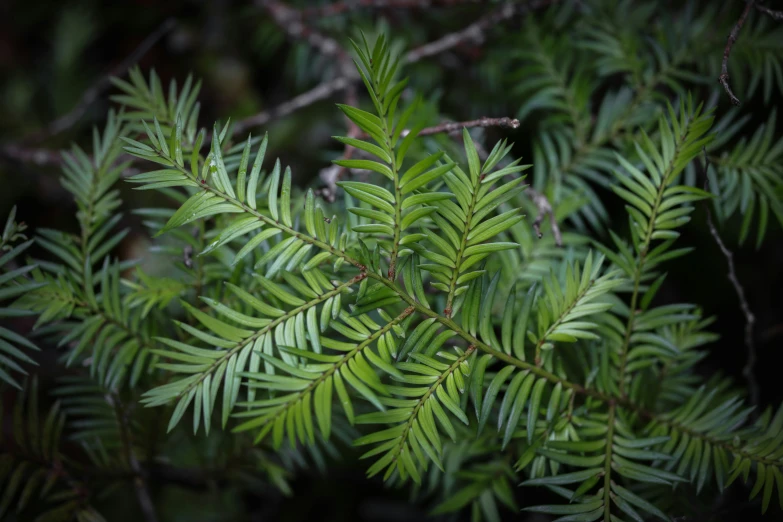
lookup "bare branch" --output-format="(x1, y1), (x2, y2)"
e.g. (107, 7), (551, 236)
(406, 0), (557, 63)
(301, 0), (483, 17)
(0, 144), (63, 167)
(259, 0), (351, 70)
(527, 187), (563, 247)
(232, 77), (351, 136)
(719, 1), (755, 106)
(25, 18), (177, 143)
(699, 153), (758, 409)
(235, 0), (553, 137)
(755, 2), (783, 20)
(418, 116), (520, 136)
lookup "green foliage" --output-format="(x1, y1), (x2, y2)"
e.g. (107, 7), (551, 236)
(2, 7), (783, 521)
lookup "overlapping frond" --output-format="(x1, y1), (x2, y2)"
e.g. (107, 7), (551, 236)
(354, 345), (474, 483)
(0, 207), (43, 388)
(431, 458), (518, 522)
(142, 269), (367, 433)
(511, 20), (592, 137)
(532, 252), (623, 363)
(123, 119), (354, 276)
(232, 306), (415, 445)
(645, 394), (783, 514)
(708, 109), (783, 246)
(596, 95), (715, 395)
(0, 378), (106, 522)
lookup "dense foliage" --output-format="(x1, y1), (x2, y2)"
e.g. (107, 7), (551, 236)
(1, 1), (783, 521)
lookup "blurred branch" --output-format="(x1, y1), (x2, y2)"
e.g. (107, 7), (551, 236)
(0, 144), (63, 167)
(527, 188), (562, 247)
(302, 0), (483, 17)
(755, 2), (783, 20)
(699, 152), (758, 410)
(237, 0), (555, 138)
(719, 1), (754, 106)
(406, 0), (557, 63)
(24, 18), (177, 143)
(260, 0), (351, 67)
(417, 116), (520, 136)
(232, 77), (351, 136)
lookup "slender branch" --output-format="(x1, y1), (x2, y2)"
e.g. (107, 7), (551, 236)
(406, 0), (557, 63)
(418, 116), (520, 136)
(699, 153), (758, 409)
(24, 18), (177, 142)
(235, 1), (553, 137)
(755, 2), (783, 20)
(259, 0), (351, 66)
(301, 0), (483, 17)
(526, 187), (563, 247)
(0, 144), (63, 167)
(232, 77), (351, 136)
(719, 1), (755, 106)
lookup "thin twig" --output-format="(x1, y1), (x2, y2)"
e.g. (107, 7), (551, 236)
(755, 2), (783, 20)
(719, 1), (755, 106)
(301, 0), (482, 17)
(25, 18), (177, 142)
(236, 0), (553, 137)
(527, 187), (563, 247)
(406, 0), (556, 63)
(699, 153), (758, 409)
(0, 144), (64, 167)
(260, 0), (351, 67)
(418, 116), (520, 136)
(232, 77), (351, 136)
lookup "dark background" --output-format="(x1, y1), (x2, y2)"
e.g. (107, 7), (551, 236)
(1, 1), (781, 521)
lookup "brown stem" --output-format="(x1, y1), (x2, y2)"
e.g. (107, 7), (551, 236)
(755, 2), (783, 20)
(301, 0), (483, 17)
(719, 1), (755, 106)
(698, 152), (758, 409)
(526, 187), (563, 247)
(406, 0), (558, 63)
